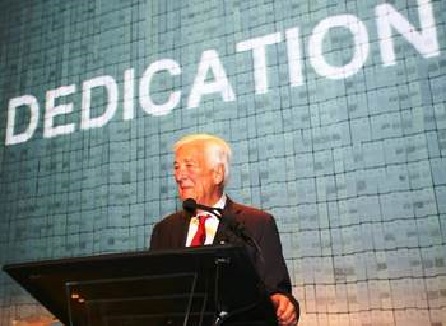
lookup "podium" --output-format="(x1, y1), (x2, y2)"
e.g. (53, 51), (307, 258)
(3, 245), (277, 326)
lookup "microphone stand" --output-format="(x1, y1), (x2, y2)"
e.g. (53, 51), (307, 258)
(211, 255), (230, 326)
(182, 198), (265, 325)
(182, 199), (228, 325)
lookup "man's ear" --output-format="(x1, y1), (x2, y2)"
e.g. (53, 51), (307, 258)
(213, 163), (225, 185)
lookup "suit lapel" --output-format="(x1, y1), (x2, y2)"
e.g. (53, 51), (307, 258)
(213, 198), (240, 245)
(178, 210), (191, 248)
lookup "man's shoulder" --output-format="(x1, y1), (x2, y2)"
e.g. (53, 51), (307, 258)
(155, 210), (184, 227)
(229, 200), (273, 221)
(227, 200), (279, 238)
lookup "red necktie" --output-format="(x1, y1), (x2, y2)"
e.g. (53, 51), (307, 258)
(190, 213), (210, 247)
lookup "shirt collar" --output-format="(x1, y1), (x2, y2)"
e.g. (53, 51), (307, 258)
(213, 194), (227, 210)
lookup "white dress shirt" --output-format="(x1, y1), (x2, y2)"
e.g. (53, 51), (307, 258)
(185, 195), (227, 247)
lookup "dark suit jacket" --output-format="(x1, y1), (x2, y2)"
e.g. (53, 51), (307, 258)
(150, 198), (295, 298)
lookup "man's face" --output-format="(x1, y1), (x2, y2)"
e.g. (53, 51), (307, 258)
(174, 142), (222, 206)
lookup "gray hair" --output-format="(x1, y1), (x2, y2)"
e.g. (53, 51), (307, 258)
(174, 134), (232, 185)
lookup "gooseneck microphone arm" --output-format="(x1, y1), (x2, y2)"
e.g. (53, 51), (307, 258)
(182, 198), (223, 217)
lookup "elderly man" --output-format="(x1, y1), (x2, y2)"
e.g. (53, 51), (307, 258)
(150, 134), (299, 326)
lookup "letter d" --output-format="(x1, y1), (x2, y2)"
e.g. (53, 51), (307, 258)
(5, 95), (39, 145)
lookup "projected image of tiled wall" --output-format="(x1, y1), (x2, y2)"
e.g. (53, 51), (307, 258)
(0, 0), (445, 325)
